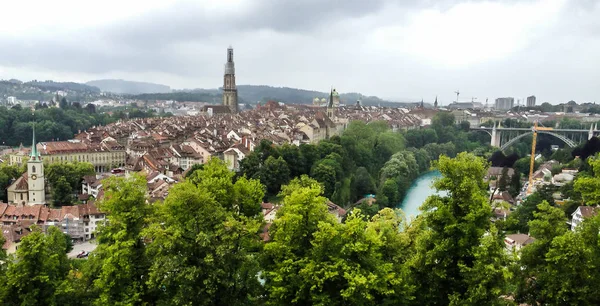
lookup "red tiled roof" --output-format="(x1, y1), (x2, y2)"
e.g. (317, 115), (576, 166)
(12, 173), (28, 191)
(38, 141), (88, 154)
(578, 206), (599, 218)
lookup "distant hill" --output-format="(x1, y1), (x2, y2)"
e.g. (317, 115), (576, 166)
(87, 79), (171, 94)
(0, 79), (101, 102)
(129, 85), (412, 107)
(127, 92), (222, 104)
(236, 85), (413, 106)
(27, 80), (100, 93)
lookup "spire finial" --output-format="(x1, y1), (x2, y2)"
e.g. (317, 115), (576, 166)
(30, 114), (39, 160)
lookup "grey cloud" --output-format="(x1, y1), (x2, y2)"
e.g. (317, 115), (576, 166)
(105, 0), (389, 47)
(0, 0), (599, 103)
(0, 0), (394, 75)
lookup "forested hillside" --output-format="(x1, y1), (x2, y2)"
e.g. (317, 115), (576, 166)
(0, 103), (158, 147)
(0, 80), (100, 102)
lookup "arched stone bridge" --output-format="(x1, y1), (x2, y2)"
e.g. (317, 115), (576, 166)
(470, 123), (598, 151)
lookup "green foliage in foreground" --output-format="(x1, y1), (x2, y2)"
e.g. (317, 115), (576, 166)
(3, 153), (600, 305)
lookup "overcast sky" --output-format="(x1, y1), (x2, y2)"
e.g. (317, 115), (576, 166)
(0, 0), (598, 104)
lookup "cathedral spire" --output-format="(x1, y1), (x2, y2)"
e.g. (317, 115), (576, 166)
(434, 96), (438, 109)
(223, 46), (238, 113)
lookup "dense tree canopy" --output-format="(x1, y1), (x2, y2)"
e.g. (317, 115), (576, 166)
(240, 117), (490, 212)
(410, 153), (508, 305)
(0, 227), (72, 306)
(574, 153), (600, 206)
(0, 104), (158, 147)
(0, 150), (599, 304)
(146, 159), (264, 305)
(85, 174), (154, 305)
(46, 162), (95, 206)
(0, 163), (23, 202)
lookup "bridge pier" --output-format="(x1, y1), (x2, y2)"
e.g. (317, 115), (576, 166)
(588, 123), (598, 140)
(491, 123), (501, 147)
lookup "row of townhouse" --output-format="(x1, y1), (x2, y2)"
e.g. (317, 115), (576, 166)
(0, 202), (106, 253)
(8, 138), (126, 173)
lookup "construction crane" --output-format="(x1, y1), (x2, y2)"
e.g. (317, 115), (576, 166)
(527, 121), (553, 194)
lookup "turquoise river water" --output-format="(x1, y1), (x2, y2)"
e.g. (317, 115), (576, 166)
(397, 170), (442, 218)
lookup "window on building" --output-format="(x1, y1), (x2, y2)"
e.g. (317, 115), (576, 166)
(32, 166), (36, 173)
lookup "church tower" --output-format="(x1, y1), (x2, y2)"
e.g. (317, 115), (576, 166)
(222, 46), (238, 113)
(327, 89), (335, 119)
(27, 123), (45, 205)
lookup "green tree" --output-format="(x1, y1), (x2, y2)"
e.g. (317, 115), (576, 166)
(310, 163), (337, 199)
(145, 175), (264, 305)
(278, 144), (306, 178)
(550, 147), (574, 163)
(539, 231), (597, 304)
(233, 176), (265, 217)
(423, 142), (456, 159)
(574, 154), (600, 206)
(431, 112), (456, 129)
(504, 192), (545, 233)
(431, 112), (457, 143)
(52, 176), (73, 206)
(59, 97), (69, 109)
(184, 163), (204, 178)
(262, 176), (336, 305)
(239, 152), (261, 179)
(407, 147), (432, 173)
(46, 162), (95, 205)
(508, 171), (521, 198)
(513, 202), (569, 304)
(260, 156), (291, 196)
(0, 226), (72, 306)
(298, 209), (413, 305)
(85, 174), (153, 305)
(373, 131), (405, 170)
(263, 176), (414, 304)
(405, 129), (439, 149)
(0, 163), (22, 202)
(377, 178), (400, 207)
(351, 167), (376, 201)
(513, 157), (535, 176)
(410, 153), (508, 305)
(498, 167), (510, 191)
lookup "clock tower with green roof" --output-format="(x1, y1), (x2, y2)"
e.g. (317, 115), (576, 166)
(27, 122), (45, 205)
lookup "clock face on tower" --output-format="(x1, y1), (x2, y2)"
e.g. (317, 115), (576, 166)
(31, 174), (37, 180)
